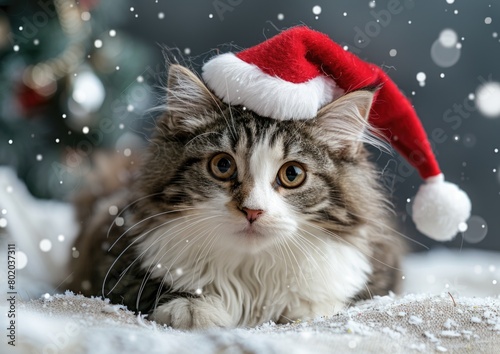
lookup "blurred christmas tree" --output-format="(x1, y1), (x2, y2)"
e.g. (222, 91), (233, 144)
(0, 0), (157, 200)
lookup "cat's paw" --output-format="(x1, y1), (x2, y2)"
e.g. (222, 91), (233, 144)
(150, 296), (233, 330)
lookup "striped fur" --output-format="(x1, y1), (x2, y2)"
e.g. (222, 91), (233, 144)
(68, 65), (404, 329)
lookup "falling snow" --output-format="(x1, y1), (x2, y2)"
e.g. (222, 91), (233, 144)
(439, 29), (458, 47)
(475, 82), (500, 118)
(115, 217), (125, 227)
(416, 72), (426, 86)
(2, 2), (500, 352)
(109, 205), (118, 215)
(81, 12), (91, 21)
(416, 72), (426, 81)
(39, 239), (52, 252)
(16, 251), (28, 269)
(432, 28), (461, 68)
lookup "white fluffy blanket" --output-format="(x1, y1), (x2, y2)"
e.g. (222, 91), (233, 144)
(1, 167), (499, 353)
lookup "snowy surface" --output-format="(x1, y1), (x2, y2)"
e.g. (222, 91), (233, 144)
(1, 168), (500, 353)
(1, 292), (499, 354)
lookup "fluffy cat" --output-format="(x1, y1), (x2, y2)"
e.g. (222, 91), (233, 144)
(67, 64), (404, 329)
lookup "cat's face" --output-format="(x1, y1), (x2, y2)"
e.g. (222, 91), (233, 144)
(137, 65), (383, 254)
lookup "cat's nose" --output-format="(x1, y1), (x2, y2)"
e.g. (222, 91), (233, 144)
(241, 208), (264, 224)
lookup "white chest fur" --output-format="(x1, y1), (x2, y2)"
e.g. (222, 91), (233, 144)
(139, 223), (372, 327)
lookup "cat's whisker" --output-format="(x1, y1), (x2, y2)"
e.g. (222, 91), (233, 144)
(295, 225), (331, 249)
(271, 235), (289, 280)
(184, 131), (223, 148)
(140, 230), (209, 311)
(362, 281), (374, 300)
(108, 207), (199, 251)
(270, 236), (285, 262)
(346, 210), (429, 250)
(278, 313), (294, 324)
(325, 191), (394, 218)
(151, 224), (225, 312)
(287, 234), (331, 290)
(292, 233), (331, 273)
(282, 119), (309, 151)
(275, 234), (297, 286)
(152, 222), (222, 310)
(115, 213), (213, 281)
(137, 215), (224, 309)
(106, 192), (164, 239)
(293, 232), (330, 260)
(280, 234), (308, 287)
(150, 231), (211, 311)
(300, 221), (402, 271)
(192, 223), (224, 288)
(103, 213), (212, 296)
(139, 215), (227, 298)
(108, 204), (225, 252)
(221, 79), (238, 140)
(207, 85), (235, 136)
(107, 212), (210, 283)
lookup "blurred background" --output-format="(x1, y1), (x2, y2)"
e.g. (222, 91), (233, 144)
(0, 0), (499, 252)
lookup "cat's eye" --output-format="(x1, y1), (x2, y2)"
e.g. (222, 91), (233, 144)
(209, 153), (237, 181)
(277, 162), (306, 188)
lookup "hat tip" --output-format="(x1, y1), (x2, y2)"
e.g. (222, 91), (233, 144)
(412, 177), (471, 241)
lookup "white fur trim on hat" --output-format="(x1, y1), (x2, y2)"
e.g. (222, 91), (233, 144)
(412, 174), (471, 241)
(202, 53), (344, 120)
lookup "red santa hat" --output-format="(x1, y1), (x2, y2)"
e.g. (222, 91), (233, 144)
(201, 26), (471, 242)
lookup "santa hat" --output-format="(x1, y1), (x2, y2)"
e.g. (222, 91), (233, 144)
(201, 26), (471, 242)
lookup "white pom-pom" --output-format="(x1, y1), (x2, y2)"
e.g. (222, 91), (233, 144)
(412, 174), (471, 241)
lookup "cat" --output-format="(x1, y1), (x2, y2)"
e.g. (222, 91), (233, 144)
(67, 64), (404, 329)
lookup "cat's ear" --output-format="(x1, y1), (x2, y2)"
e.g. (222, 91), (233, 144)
(315, 89), (382, 154)
(163, 64), (222, 134)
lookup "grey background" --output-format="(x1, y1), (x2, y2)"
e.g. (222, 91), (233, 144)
(4, 0), (500, 251)
(109, 0), (500, 252)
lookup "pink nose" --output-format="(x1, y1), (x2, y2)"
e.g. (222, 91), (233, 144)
(242, 208), (264, 223)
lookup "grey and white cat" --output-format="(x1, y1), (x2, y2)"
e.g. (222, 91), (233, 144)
(68, 64), (403, 329)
